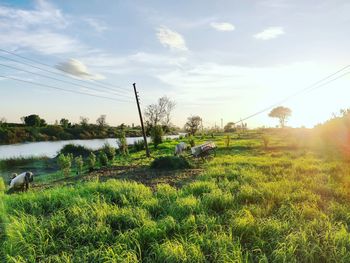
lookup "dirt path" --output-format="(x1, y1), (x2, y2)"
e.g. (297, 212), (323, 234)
(32, 165), (204, 191)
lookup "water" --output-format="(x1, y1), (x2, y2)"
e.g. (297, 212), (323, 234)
(0, 135), (182, 160)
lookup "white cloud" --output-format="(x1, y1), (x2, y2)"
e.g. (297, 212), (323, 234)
(254, 27), (285, 40)
(156, 26), (188, 51)
(210, 22), (235, 31)
(84, 18), (108, 32)
(0, 0), (84, 54)
(56, 59), (105, 80)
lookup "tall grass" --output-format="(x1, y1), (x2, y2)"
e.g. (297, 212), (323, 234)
(2, 131), (350, 261)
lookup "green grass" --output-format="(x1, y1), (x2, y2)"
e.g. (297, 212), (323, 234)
(2, 130), (350, 262)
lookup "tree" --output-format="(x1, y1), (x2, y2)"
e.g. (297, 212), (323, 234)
(22, 114), (46, 127)
(185, 116), (202, 135)
(80, 116), (89, 127)
(0, 117), (7, 127)
(268, 106), (292, 128)
(60, 118), (71, 128)
(144, 96), (176, 127)
(96, 115), (107, 127)
(224, 122), (236, 132)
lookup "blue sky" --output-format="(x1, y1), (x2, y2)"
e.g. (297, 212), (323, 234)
(0, 0), (350, 128)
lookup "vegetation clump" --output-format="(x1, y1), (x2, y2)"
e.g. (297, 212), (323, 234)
(57, 153), (73, 177)
(59, 144), (92, 158)
(150, 156), (191, 170)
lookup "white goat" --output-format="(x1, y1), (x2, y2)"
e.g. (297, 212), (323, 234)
(8, 172), (34, 193)
(174, 142), (187, 156)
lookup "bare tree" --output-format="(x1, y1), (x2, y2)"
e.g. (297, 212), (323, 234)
(144, 96), (176, 127)
(185, 115), (202, 135)
(96, 115), (107, 127)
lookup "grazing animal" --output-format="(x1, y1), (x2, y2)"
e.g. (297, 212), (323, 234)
(8, 173), (18, 185)
(8, 172), (34, 193)
(174, 142), (187, 156)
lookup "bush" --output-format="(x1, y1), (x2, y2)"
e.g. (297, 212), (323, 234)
(87, 152), (96, 171)
(102, 143), (116, 161)
(59, 144), (92, 158)
(133, 139), (145, 152)
(74, 155), (84, 175)
(150, 156), (191, 170)
(116, 131), (129, 156)
(99, 151), (108, 167)
(151, 125), (163, 148)
(57, 154), (72, 177)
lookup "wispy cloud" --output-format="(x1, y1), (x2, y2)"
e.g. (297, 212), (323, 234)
(156, 26), (188, 51)
(84, 18), (108, 32)
(210, 22), (235, 31)
(0, 0), (84, 54)
(254, 26), (285, 40)
(56, 59), (105, 80)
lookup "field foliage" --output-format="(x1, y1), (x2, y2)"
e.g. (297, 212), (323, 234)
(1, 130), (350, 262)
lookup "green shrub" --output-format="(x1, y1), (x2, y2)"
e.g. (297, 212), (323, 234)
(133, 139), (145, 152)
(150, 156), (191, 170)
(102, 143), (116, 161)
(99, 151), (108, 167)
(57, 154), (72, 177)
(87, 152), (96, 171)
(59, 144), (92, 157)
(188, 136), (195, 147)
(74, 155), (84, 175)
(116, 130), (129, 155)
(151, 125), (163, 148)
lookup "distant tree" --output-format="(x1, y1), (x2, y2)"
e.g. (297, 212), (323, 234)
(224, 122), (236, 132)
(80, 116), (89, 128)
(0, 117), (7, 127)
(268, 106), (292, 128)
(185, 116), (202, 135)
(60, 118), (71, 128)
(151, 125), (163, 148)
(96, 115), (107, 127)
(22, 114), (46, 127)
(144, 96), (176, 127)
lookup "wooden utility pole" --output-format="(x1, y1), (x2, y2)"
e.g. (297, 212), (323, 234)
(133, 83), (150, 157)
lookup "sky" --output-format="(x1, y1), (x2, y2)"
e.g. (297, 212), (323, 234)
(0, 0), (350, 128)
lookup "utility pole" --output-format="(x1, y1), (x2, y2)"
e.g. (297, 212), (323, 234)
(133, 83), (150, 157)
(221, 118), (223, 130)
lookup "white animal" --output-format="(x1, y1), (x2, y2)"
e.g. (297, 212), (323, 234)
(174, 142), (187, 156)
(8, 172), (34, 192)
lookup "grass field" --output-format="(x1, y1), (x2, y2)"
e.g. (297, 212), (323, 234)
(1, 129), (350, 262)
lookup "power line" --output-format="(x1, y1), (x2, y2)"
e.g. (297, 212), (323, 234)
(0, 74), (134, 103)
(0, 54), (133, 99)
(0, 48), (131, 93)
(0, 62), (133, 99)
(234, 65), (350, 125)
